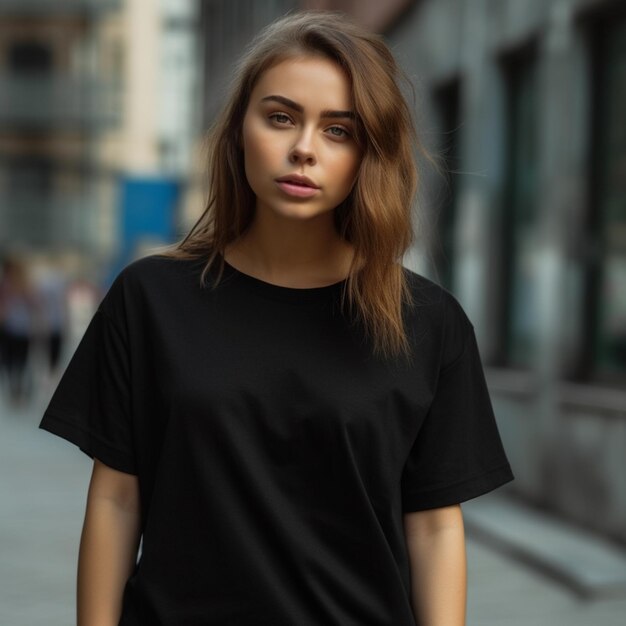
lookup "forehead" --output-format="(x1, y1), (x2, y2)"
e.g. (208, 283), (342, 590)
(250, 56), (353, 110)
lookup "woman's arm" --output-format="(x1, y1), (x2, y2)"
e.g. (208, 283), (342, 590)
(77, 458), (142, 626)
(403, 504), (467, 626)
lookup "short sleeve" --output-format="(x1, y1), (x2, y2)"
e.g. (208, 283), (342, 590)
(401, 301), (514, 512)
(38, 298), (136, 475)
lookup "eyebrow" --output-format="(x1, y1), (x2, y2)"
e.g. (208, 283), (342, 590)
(260, 94), (355, 120)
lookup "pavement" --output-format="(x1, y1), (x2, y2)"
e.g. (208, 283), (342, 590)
(2, 375), (626, 626)
(463, 490), (626, 600)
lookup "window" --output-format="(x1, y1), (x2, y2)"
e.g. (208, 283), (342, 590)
(8, 41), (52, 74)
(586, 15), (626, 381)
(2, 157), (54, 244)
(432, 79), (462, 292)
(499, 47), (539, 368)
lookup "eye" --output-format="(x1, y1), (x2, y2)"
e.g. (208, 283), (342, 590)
(269, 112), (292, 125)
(327, 126), (350, 139)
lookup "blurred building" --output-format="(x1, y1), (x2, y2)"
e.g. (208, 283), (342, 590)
(383, 0), (626, 545)
(0, 0), (122, 262)
(107, 0), (201, 276)
(0, 0), (201, 280)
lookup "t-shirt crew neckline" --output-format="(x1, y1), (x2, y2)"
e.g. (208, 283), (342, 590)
(219, 254), (349, 304)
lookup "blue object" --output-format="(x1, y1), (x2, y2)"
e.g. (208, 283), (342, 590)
(105, 175), (180, 288)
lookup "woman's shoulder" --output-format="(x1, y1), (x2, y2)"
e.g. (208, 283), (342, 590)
(112, 252), (210, 293)
(100, 253), (206, 318)
(401, 265), (474, 360)
(401, 266), (467, 319)
(120, 252), (203, 280)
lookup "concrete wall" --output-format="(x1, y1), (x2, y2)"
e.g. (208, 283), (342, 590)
(388, 0), (626, 544)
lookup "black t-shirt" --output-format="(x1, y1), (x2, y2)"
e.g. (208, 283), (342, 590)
(39, 254), (514, 625)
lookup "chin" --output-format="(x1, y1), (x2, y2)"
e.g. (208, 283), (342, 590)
(264, 201), (333, 221)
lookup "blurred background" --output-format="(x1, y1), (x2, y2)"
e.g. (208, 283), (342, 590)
(0, 0), (625, 624)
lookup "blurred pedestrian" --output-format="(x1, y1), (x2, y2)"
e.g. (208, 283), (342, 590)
(0, 255), (37, 406)
(0, 255), (8, 384)
(34, 256), (69, 384)
(39, 11), (514, 626)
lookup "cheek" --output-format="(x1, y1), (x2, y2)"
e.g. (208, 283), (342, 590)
(334, 150), (362, 192)
(242, 122), (281, 177)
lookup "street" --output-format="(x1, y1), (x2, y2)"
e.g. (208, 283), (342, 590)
(2, 388), (626, 626)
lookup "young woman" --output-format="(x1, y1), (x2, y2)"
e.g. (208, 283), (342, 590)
(39, 11), (514, 626)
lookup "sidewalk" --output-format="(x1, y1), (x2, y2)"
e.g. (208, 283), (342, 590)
(463, 491), (626, 626)
(463, 489), (626, 599)
(0, 390), (92, 626)
(2, 389), (626, 625)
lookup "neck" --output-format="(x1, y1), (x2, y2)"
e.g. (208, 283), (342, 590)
(224, 207), (356, 287)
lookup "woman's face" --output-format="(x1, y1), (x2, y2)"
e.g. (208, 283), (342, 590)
(241, 55), (362, 222)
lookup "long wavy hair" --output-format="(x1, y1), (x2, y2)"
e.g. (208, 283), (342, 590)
(159, 10), (428, 361)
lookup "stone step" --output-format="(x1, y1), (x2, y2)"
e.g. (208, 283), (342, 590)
(462, 491), (626, 599)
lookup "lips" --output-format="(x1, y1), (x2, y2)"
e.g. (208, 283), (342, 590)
(275, 174), (319, 189)
(274, 173), (321, 199)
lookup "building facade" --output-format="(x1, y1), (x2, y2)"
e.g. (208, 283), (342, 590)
(386, 0), (626, 544)
(0, 0), (202, 277)
(0, 0), (122, 262)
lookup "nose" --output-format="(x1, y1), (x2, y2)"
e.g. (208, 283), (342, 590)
(288, 128), (317, 166)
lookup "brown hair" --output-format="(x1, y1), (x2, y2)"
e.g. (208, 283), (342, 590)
(159, 10), (428, 361)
